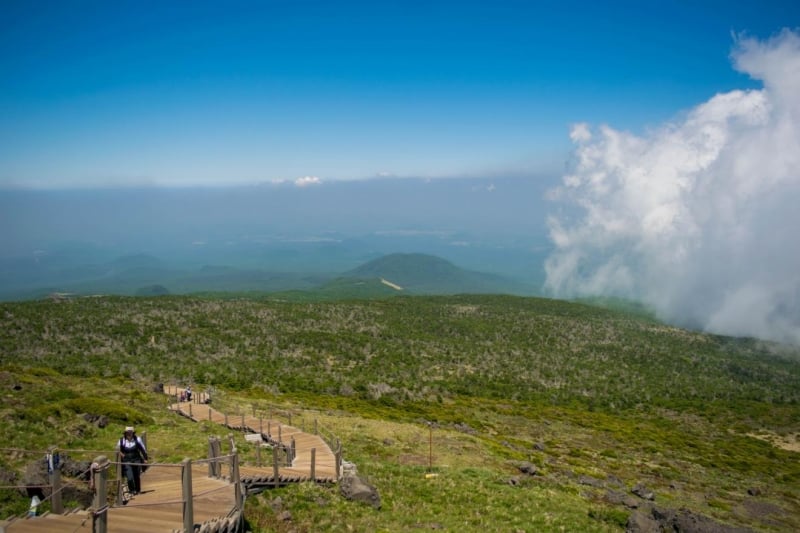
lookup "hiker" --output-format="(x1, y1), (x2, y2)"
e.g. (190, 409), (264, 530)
(117, 426), (148, 496)
(185, 386), (192, 402)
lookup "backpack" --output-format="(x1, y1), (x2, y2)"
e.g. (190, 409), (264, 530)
(119, 436), (148, 462)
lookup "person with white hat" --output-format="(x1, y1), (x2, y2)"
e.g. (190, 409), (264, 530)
(117, 426), (148, 497)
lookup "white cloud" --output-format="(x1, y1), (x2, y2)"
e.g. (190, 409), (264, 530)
(569, 122), (592, 142)
(294, 176), (322, 187)
(545, 29), (800, 345)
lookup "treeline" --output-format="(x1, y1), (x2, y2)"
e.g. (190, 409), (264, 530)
(1, 294), (799, 426)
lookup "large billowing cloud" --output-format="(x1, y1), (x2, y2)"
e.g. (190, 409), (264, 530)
(545, 29), (800, 345)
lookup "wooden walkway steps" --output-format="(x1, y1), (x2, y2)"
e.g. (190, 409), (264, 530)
(1, 463), (238, 532)
(164, 385), (340, 486)
(1, 387), (340, 532)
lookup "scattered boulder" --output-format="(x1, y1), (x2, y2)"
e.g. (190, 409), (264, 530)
(453, 422), (476, 435)
(605, 490), (641, 509)
(61, 456), (93, 480)
(152, 383), (165, 393)
(746, 487), (762, 497)
(17, 455), (93, 507)
(23, 459), (49, 499)
(340, 474), (381, 509)
(0, 465), (18, 487)
(270, 496), (283, 511)
(579, 475), (604, 488)
(632, 482), (655, 501)
(607, 474), (625, 488)
(82, 413), (109, 428)
(61, 484), (94, 508)
(626, 508), (660, 533)
(628, 506), (756, 533)
(533, 442), (546, 451)
(517, 462), (539, 476)
(277, 510), (292, 522)
(652, 507), (755, 532)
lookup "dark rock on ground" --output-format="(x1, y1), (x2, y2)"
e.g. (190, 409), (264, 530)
(628, 506), (756, 533)
(605, 490), (641, 509)
(579, 475), (605, 488)
(607, 474), (625, 488)
(632, 482), (655, 501)
(626, 509), (660, 533)
(81, 413), (109, 428)
(61, 456), (93, 480)
(340, 474), (381, 509)
(453, 422), (476, 435)
(517, 462), (539, 476)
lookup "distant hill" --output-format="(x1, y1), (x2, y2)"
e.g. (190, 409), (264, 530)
(341, 253), (535, 295)
(0, 249), (536, 301)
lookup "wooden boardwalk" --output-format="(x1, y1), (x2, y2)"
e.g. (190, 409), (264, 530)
(163, 385), (339, 485)
(0, 463), (238, 533)
(1, 387), (339, 532)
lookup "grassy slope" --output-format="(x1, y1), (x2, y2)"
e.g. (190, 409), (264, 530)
(1, 295), (799, 531)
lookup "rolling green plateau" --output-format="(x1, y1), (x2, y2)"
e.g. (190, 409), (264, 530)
(1, 294), (799, 531)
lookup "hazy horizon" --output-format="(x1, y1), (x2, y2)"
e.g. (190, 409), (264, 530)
(2, 2), (799, 344)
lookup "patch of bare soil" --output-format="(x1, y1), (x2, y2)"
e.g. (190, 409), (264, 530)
(745, 431), (800, 452)
(398, 454), (429, 466)
(737, 498), (788, 528)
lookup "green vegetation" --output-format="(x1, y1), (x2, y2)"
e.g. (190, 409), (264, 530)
(1, 294), (798, 531)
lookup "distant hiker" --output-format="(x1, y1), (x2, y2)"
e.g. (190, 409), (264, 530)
(185, 386), (192, 402)
(117, 426), (148, 496)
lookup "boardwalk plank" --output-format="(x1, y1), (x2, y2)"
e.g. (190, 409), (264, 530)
(2, 387), (338, 532)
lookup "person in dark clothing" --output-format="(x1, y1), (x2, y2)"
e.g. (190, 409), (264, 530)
(117, 426), (148, 496)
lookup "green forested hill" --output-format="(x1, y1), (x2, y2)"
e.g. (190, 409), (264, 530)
(1, 294), (799, 531)
(342, 253), (535, 295)
(2, 295), (796, 412)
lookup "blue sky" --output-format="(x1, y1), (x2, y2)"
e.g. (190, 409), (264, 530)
(0, 0), (797, 188)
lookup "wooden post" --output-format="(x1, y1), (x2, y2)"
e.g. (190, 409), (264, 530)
(272, 446), (279, 486)
(115, 449), (123, 505)
(335, 441), (342, 480)
(290, 437), (296, 464)
(259, 417), (263, 435)
(208, 437), (217, 477)
(231, 450), (241, 512)
(213, 438), (223, 478)
(225, 413), (228, 427)
(189, 402), (193, 417)
(267, 421), (271, 438)
(241, 413), (245, 430)
(181, 458), (194, 533)
(256, 440), (262, 467)
(92, 456), (109, 533)
(310, 448), (316, 482)
(209, 405), (212, 421)
(45, 447), (62, 514)
(288, 413), (292, 426)
(429, 424), (433, 472)
(314, 419), (318, 435)
(278, 425), (282, 444)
